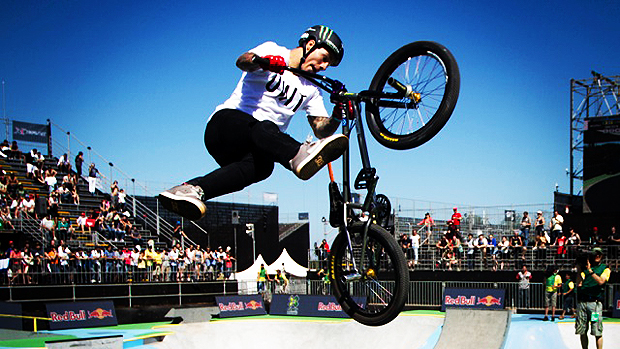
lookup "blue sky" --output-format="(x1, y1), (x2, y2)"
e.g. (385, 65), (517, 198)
(2, 0), (619, 244)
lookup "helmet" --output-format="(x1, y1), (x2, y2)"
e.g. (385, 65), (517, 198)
(298, 25), (344, 67)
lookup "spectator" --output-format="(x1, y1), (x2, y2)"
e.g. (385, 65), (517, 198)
(319, 239), (330, 261)
(560, 272), (576, 320)
(90, 247), (102, 283)
(110, 180), (120, 209)
(474, 233), (488, 269)
(566, 228), (582, 260)
(34, 151), (45, 171)
(556, 231), (568, 261)
(575, 247), (610, 349)
(57, 153), (71, 173)
(517, 265), (531, 309)
(399, 233), (412, 261)
(534, 229), (549, 269)
(47, 191), (59, 218)
(535, 211), (545, 236)
(76, 212), (89, 234)
(0, 206), (14, 230)
(466, 233), (475, 270)
(193, 246), (204, 281)
(56, 217), (70, 242)
(25, 149), (38, 179)
(608, 226), (620, 260)
(487, 233), (499, 271)
(7, 173), (19, 199)
(0, 140), (9, 157)
(74, 151), (84, 180)
(22, 194), (36, 218)
(168, 245), (179, 282)
(590, 227), (606, 245)
(87, 163), (104, 194)
(417, 212), (434, 246)
(224, 249), (235, 279)
(118, 189), (126, 212)
(510, 230), (525, 270)
(161, 248), (171, 282)
(498, 236), (510, 270)
(549, 211), (564, 245)
(130, 226), (142, 247)
(44, 167), (58, 194)
(257, 263), (271, 294)
(172, 221), (187, 248)
(543, 265), (562, 321)
(274, 269), (288, 293)
(8, 141), (22, 160)
(451, 207), (462, 233)
(410, 229), (421, 267)
(520, 211), (532, 245)
(40, 215), (56, 242)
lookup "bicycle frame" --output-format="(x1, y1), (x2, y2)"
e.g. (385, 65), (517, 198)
(285, 66), (405, 278)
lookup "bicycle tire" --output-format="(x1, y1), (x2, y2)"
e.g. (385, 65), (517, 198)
(329, 221), (409, 326)
(365, 41), (460, 150)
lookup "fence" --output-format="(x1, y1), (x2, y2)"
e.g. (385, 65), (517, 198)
(309, 245), (620, 273)
(1, 257), (237, 287)
(306, 280), (620, 312)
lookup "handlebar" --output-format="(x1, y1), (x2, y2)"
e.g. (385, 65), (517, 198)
(252, 55), (345, 96)
(252, 55), (408, 103)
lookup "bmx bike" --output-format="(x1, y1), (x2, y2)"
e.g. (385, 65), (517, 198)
(259, 41), (459, 326)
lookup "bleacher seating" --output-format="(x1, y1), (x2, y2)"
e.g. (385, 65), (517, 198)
(0, 156), (167, 251)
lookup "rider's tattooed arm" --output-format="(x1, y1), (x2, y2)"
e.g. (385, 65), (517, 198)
(308, 115), (339, 139)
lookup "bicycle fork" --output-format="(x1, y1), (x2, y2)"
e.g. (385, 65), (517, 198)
(337, 100), (380, 283)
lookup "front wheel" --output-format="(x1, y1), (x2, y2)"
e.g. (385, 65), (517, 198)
(366, 41), (460, 150)
(329, 222), (409, 326)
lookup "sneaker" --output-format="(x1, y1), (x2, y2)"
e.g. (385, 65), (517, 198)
(289, 134), (348, 180)
(158, 183), (207, 220)
(543, 316), (549, 321)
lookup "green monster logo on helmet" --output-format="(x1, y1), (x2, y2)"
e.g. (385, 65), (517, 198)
(299, 25), (344, 67)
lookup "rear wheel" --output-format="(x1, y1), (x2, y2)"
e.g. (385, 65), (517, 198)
(329, 222), (409, 326)
(366, 41), (460, 150)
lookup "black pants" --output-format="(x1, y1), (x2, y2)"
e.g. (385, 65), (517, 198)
(188, 109), (301, 200)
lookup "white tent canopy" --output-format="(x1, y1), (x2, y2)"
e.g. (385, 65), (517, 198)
(267, 248), (308, 277)
(234, 249), (308, 280)
(234, 254), (268, 280)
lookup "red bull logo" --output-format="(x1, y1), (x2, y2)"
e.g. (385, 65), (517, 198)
(88, 308), (114, 319)
(317, 302), (342, 311)
(219, 301), (245, 312)
(245, 300), (264, 310)
(477, 295), (502, 307)
(50, 311), (86, 322)
(444, 295), (476, 306)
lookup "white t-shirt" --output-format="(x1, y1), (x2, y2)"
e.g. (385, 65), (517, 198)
(214, 41), (328, 132)
(411, 234), (420, 248)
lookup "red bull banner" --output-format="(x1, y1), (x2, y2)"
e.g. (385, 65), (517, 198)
(215, 295), (266, 318)
(46, 301), (117, 330)
(269, 294), (367, 318)
(442, 288), (505, 311)
(613, 292), (620, 318)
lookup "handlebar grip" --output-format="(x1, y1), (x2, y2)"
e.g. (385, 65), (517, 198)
(387, 77), (408, 95)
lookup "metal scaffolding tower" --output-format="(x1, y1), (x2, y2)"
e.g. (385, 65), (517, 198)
(570, 71), (620, 196)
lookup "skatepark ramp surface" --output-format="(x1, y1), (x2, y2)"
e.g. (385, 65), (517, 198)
(434, 308), (511, 349)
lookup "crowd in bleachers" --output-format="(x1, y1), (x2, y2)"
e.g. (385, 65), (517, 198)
(0, 141), (237, 285)
(397, 210), (620, 272)
(2, 239), (236, 285)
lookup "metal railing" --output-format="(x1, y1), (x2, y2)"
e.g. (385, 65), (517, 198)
(2, 258), (237, 286)
(308, 245), (620, 272)
(305, 280), (620, 311)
